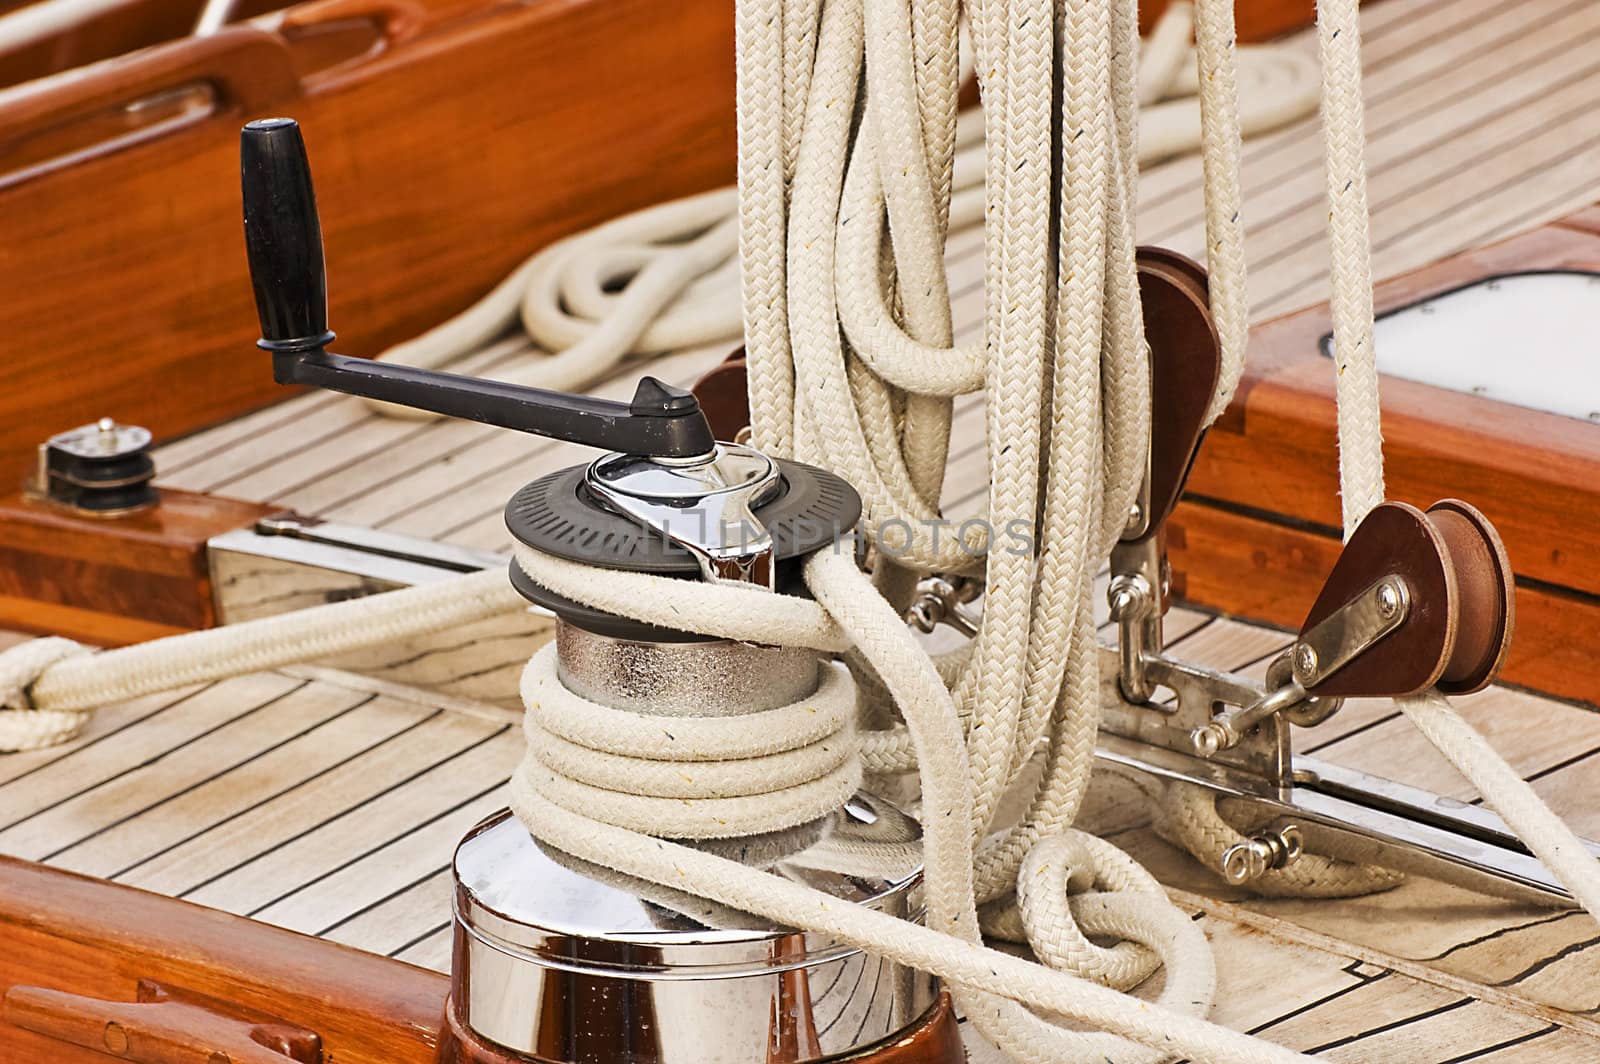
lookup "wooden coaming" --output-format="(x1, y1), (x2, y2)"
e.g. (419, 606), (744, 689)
(0, 487), (275, 643)
(0, 853), (449, 1062)
(0, 0), (737, 487)
(1178, 212), (1600, 703)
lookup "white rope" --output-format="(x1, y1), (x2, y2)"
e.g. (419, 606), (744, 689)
(1153, 778), (1403, 898)
(520, 643), (862, 838)
(26, 569), (525, 714)
(353, 5), (1315, 411)
(507, 546), (1295, 1063)
(494, 1), (1263, 1055)
(358, 190), (741, 419)
(0, 638), (95, 751)
(1311, 0), (1600, 925)
(1, 2), (1591, 1060)
(1398, 691), (1600, 920)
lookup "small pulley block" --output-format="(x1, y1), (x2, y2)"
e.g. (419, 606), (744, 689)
(1293, 499), (1515, 698)
(32, 418), (158, 515)
(1124, 246), (1221, 542)
(238, 118), (860, 642)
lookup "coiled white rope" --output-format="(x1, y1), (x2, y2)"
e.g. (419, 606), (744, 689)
(0, 1), (1594, 1060)
(508, 547), (1288, 1064)
(0, 637), (95, 751)
(352, 4), (1317, 411)
(520, 643), (862, 838)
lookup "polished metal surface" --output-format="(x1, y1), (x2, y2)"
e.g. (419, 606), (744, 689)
(208, 518), (533, 619)
(1094, 730), (1592, 907)
(904, 575), (981, 638)
(457, 582), (932, 1061)
(1107, 537), (1165, 704)
(555, 622), (821, 716)
(585, 442), (782, 587)
(453, 804), (934, 1063)
(1191, 656), (1343, 757)
(1221, 824), (1304, 884)
(44, 418), (152, 460)
(1099, 643), (1292, 784)
(1292, 575), (1411, 689)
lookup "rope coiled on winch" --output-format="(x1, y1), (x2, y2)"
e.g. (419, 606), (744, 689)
(521, 643), (862, 838)
(506, 545), (1274, 1064)
(0, 1), (1596, 1061)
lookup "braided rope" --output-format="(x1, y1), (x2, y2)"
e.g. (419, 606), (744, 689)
(0, 638), (94, 751)
(520, 644), (862, 838)
(342, 5), (1314, 418)
(1312, 0), (1600, 921)
(508, 545), (1295, 1063)
(3, 3), (1593, 1062)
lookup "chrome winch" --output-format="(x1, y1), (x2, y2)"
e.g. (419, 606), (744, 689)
(240, 118), (957, 1064)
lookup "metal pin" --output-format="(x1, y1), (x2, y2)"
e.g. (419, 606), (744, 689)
(1221, 824), (1303, 884)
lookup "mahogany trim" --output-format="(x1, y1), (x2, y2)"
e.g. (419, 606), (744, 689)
(1139, 0), (1385, 42)
(0, 855), (448, 1064)
(1186, 217), (1600, 615)
(0, 488), (276, 644)
(0, 0), (736, 486)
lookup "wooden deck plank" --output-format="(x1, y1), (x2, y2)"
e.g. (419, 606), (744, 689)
(0, 644), (1591, 1059)
(249, 787), (504, 935)
(0, 674), (301, 827)
(1306, 687), (1600, 803)
(115, 710), (505, 897)
(0, 679), (366, 861)
(0, 684), (207, 787)
(45, 695), (437, 881)
(179, 729), (518, 916)
(16, 0), (1590, 1051)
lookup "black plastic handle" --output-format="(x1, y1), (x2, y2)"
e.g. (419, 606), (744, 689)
(242, 117), (332, 352)
(238, 118), (715, 459)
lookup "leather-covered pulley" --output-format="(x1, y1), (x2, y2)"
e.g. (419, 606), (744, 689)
(1297, 499), (1514, 698)
(1126, 246), (1221, 542)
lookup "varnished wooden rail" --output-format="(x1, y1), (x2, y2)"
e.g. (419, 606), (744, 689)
(1179, 213), (1600, 705)
(0, 0), (738, 488)
(0, 854), (449, 1063)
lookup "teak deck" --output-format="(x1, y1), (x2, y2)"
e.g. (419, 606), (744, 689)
(5, 0), (1600, 1058)
(5, 608), (1600, 1060)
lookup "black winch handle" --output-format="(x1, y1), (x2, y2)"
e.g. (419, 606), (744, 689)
(239, 117), (715, 460)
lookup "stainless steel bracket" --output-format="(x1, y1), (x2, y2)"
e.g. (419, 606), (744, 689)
(585, 443), (781, 588)
(1292, 574), (1410, 688)
(1098, 540), (1593, 907)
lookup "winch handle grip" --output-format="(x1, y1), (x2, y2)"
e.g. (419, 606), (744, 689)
(239, 118), (715, 460)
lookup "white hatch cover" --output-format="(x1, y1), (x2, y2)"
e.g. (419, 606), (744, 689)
(1322, 271), (1600, 423)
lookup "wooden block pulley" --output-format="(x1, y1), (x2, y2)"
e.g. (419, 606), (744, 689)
(1294, 499), (1515, 699)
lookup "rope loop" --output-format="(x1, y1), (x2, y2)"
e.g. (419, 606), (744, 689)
(1014, 830), (1169, 988)
(0, 637), (94, 752)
